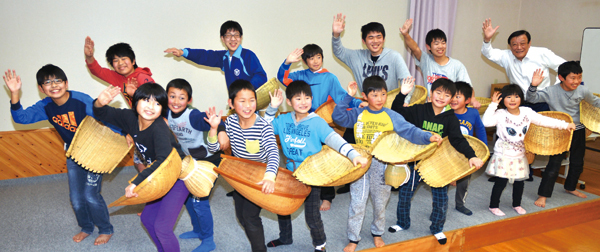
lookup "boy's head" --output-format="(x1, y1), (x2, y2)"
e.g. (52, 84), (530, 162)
(361, 22), (385, 56)
(497, 84), (523, 110)
(450, 81), (472, 111)
(36, 64), (69, 101)
(166, 78), (193, 114)
(132, 83), (168, 120)
(285, 80), (313, 114)
(558, 61), (583, 92)
(507, 30), (531, 61)
(361, 75), (387, 111)
(228, 79), (257, 119)
(106, 43), (138, 77)
(430, 78), (456, 109)
(302, 44), (323, 72)
(220, 20), (243, 54)
(425, 29), (447, 58)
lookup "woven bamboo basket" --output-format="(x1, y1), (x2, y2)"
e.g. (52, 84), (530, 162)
(292, 144), (372, 187)
(580, 99), (600, 134)
(215, 155), (311, 215)
(65, 116), (132, 174)
(385, 164), (410, 188)
(256, 78), (281, 110)
(370, 131), (437, 164)
(179, 156), (218, 198)
(468, 97), (492, 114)
(108, 148), (182, 207)
(524, 111), (573, 155)
(525, 151), (535, 165)
(415, 135), (490, 188)
(384, 85), (427, 109)
(314, 99), (336, 124)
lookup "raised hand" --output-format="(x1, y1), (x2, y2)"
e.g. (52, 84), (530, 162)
(347, 81), (358, 97)
(491, 91), (502, 104)
(430, 133), (443, 146)
(469, 157), (484, 169)
(352, 156), (368, 168)
(400, 77), (415, 95)
(84, 36), (95, 62)
(125, 78), (138, 97)
(332, 13), (346, 38)
(285, 48), (304, 64)
(471, 97), (481, 109)
(531, 69), (544, 87)
(164, 48), (184, 57)
(400, 18), (413, 36)
(482, 18), (499, 43)
(96, 86), (121, 107)
(269, 89), (284, 108)
(3, 69), (22, 93)
(204, 106), (223, 129)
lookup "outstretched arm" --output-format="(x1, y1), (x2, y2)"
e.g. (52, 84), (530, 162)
(400, 19), (422, 61)
(482, 18), (499, 43)
(332, 13), (346, 38)
(94, 86), (121, 108)
(84, 36), (96, 65)
(3, 69), (21, 104)
(164, 48), (184, 57)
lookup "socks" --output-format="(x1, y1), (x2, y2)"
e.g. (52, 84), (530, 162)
(434, 232), (447, 245)
(315, 242), (326, 252)
(456, 206), (473, 216)
(266, 239), (292, 247)
(192, 236), (216, 252)
(388, 225), (404, 233)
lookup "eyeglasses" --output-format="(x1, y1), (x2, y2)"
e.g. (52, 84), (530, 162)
(224, 34), (241, 40)
(42, 79), (64, 86)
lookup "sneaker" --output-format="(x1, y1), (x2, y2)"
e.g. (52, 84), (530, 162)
(456, 206), (473, 216)
(433, 232), (447, 245)
(489, 208), (505, 216)
(388, 225), (403, 233)
(513, 206), (527, 215)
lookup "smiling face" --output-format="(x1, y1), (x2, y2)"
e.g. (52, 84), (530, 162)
(430, 87), (453, 109)
(559, 72), (583, 92)
(136, 96), (162, 123)
(229, 89), (256, 120)
(286, 92), (313, 118)
(362, 31), (385, 56)
(362, 89), (387, 111)
(304, 54), (323, 72)
(38, 76), (69, 104)
(509, 34), (531, 61)
(450, 92), (470, 113)
(111, 56), (136, 76)
(221, 29), (242, 55)
(167, 87), (191, 114)
(503, 94), (521, 113)
(426, 38), (447, 58)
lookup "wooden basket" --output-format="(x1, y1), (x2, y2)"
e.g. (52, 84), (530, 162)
(215, 155), (311, 215)
(370, 131), (437, 164)
(580, 99), (600, 134)
(384, 85), (427, 109)
(292, 144), (372, 187)
(256, 78), (281, 110)
(108, 148), (182, 207)
(385, 164), (410, 188)
(415, 135), (490, 188)
(524, 111), (573, 155)
(314, 99), (336, 124)
(66, 116), (132, 174)
(179, 156), (218, 198)
(468, 97), (492, 115)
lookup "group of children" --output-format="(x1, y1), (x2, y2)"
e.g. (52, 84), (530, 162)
(5, 13), (599, 252)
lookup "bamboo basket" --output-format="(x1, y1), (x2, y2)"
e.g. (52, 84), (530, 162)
(108, 148), (182, 207)
(65, 116), (132, 174)
(468, 97), (492, 114)
(580, 98), (600, 134)
(292, 144), (372, 187)
(384, 85), (427, 109)
(415, 135), (490, 188)
(385, 164), (410, 188)
(215, 155), (311, 215)
(314, 99), (336, 124)
(525, 151), (535, 165)
(179, 156), (218, 198)
(524, 111), (573, 155)
(370, 131), (438, 164)
(256, 78), (281, 110)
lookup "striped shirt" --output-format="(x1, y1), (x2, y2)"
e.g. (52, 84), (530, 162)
(208, 114), (280, 176)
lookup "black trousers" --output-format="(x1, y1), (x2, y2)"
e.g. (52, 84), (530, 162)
(538, 128), (586, 197)
(233, 191), (266, 252)
(490, 178), (524, 208)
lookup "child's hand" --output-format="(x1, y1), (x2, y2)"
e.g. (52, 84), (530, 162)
(125, 134), (134, 147)
(164, 48), (184, 57)
(125, 78), (138, 97)
(3, 69), (22, 94)
(125, 184), (138, 198)
(491, 91), (502, 104)
(450, 181), (457, 186)
(471, 97), (481, 109)
(218, 131), (230, 150)
(359, 101), (368, 108)
(469, 157), (484, 169)
(84, 36), (95, 62)
(566, 123), (576, 131)
(401, 77), (415, 95)
(204, 106), (223, 129)
(400, 18), (413, 36)
(347, 81), (358, 97)
(332, 13), (346, 38)
(482, 18), (499, 43)
(531, 69), (544, 87)
(430, 133), (443, 145)
(269, 89), (284, 108)
(403, 103), (410, 107)
(352, 156), (368, 168)
(96, 86), (121, 107)
(257, 179), (275, 194)
(285, 48), (303, 65)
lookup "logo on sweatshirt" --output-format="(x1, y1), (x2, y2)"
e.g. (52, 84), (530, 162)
(234, 69), (240, 76)
(52, 111), (78, 132)
(362, 64), (389, 80)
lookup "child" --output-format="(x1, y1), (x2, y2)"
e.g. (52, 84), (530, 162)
(450, 81), (488, 216)
(526, 61), (599, 207)
(399, 19), (480, 108)
(262, 80), (368, 252)
(164, 21), (267, 89)
(483, 84), (574, 216)
(4, 65), (115, 245)
(205, 80), (280, 252)
(166, 79), (228, 252)
(332, 76), (442, 252)
(389, 78), (484, 245)
(93, 83), (188, 252)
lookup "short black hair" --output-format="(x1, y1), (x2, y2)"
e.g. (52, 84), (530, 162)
(285, 80), (312, 99)
(507, 30), (531, 45)
(558, 61), (583, 79)
(362, 75), (387, 96)
(220, 20), (243, 37)
(132, 83), (168, 117)
(361, 22), (386, 41)
(228, 79), (256, 102)
(497, 84), (524, 110)
(105, 42), (138, 69)
(166, 78), (193, 100)
(425, 29), (447, 46)
(36, 64), (68, 86)
(430, 78), (456, 96)
(454, 81), (473, 100)
(301, 44), (323, 63)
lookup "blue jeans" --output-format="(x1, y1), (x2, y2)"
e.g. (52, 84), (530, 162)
(67, 158), (113, 235)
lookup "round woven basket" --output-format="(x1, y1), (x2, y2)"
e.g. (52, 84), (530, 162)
(468, 97), (491, 115)
(314, 99), (336, 124)
(109, 148), (182, 207)
(384, 85), (427, 109)
(370, 131), (437, 164)
(385, 164), (410, 188)
(66, 116), (132, 174)
(256, 78), (281, 110)
(215, 155), (311, 215)
(179, 156), (218, 198)
(580, 99), (600, 134)
(415, 135), (490, 188)
(292, 144), (372, 187)
(524, 111), (573, 155)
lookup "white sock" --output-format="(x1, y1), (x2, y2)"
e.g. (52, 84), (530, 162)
(388, 225), (403, 233)
(434, 232), (447, 245)
(315, 242), (326, 251)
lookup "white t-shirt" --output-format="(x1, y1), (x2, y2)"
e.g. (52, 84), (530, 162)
(409, 53), (471, 100)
